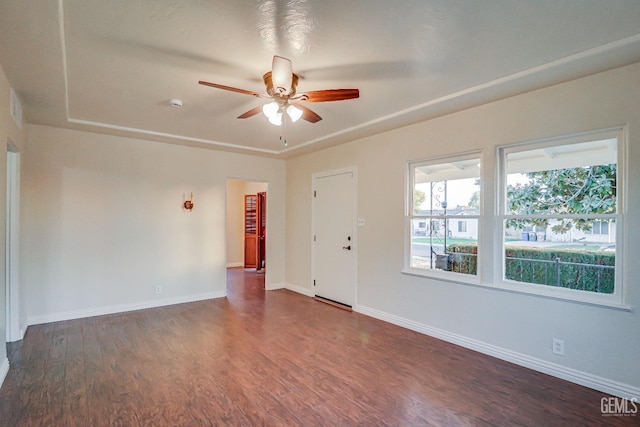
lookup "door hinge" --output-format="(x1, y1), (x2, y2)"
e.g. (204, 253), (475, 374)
(313, 279), (316, 287)
(314, 234), (316, 242)
(313, 190), (316, 198)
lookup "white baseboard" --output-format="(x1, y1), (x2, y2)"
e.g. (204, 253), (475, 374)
(6, 327), (23, 343)
(354, 304), (640, 401)
(266, 282), (285, 291)
(27, 291), (226, 326)
(284, 282), (315, 297)
(0, 358), (9, 390)
(226, 262), (244, 268)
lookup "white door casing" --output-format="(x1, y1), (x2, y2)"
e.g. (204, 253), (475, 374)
(312, 168), (357, 307)
(6, 147), (21, 342)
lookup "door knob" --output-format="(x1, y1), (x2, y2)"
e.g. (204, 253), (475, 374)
(342, 245), (351, 251)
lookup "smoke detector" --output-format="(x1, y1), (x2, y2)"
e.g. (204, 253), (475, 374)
(169, 99), (183, 108)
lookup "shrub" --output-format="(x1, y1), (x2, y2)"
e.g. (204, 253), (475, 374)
(447, 244), (614, 293)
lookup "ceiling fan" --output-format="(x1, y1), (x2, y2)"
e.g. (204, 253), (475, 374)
(198, 55), (359, 126)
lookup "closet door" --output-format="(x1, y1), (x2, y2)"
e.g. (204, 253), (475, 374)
(244, 194), (257, 268)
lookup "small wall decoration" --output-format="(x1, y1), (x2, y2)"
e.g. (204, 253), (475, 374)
(184, 192), (194, 211)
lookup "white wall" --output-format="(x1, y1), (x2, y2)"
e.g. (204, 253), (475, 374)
(226, 179), (267, 267)
(22, 125), (285, 323)
(285, 63), (640, 398)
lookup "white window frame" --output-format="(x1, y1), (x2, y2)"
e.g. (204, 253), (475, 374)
(404, 151), (482, 284)
(495, 128), (626, 308)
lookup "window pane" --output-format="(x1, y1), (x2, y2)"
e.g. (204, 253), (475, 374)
(504, 218), (615, 294)
(506, 139), (617, 215)
(414, 158), (480, 215)
(503, 137), (618, 295)
(410, 156), (480, 276)
(411, 218), (478, 275)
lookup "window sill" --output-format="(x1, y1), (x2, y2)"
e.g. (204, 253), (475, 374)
(486, 280), (631, 311)
(401, 269), (631, 311)
(401, 267), (480, 286)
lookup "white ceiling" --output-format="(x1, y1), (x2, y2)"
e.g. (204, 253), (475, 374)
(1, 1), (640, 158)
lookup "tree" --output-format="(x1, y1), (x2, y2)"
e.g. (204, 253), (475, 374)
(507, 164), (616, 233)
(414, 189), (426, 213)
(467, 190), (480, 209)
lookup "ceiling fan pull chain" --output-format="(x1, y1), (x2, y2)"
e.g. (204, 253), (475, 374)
(281, 113), (288, 146)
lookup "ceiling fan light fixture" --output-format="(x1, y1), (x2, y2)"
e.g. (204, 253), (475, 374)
(286, 104), (303, 122)
(262, 101), (279, 118)
(268, 112), (283, 126)
(271, 55), (293, 95)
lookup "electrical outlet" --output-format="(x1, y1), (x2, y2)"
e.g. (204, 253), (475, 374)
(552, 338), (565, 356)
(155, 285), (162, 294)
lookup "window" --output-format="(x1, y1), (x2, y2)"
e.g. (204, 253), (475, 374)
(500, 130), (621, 300)
(405, 129), (624, 307)
(586, 220), (610, 235)
(406, 152), (481, 278)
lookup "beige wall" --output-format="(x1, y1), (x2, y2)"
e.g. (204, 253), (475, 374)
(285, 63), (640, 394)
(226, 179), (245, 267)
(226, 179), (267, 267)
(22, 125), (285, 323)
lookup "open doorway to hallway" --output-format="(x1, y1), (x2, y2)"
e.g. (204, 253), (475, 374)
(226, 179), (268, 290)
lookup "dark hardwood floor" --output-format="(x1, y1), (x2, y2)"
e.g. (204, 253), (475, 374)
(0, 268), (634, 426)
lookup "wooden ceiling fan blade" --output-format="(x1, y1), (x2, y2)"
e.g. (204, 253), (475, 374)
(291, 103), (322, 123)
(271, 56), (293, 92)
(198, 80), (265, 98)
(298, 88), (360, 102)
(237, 105), (264, 119)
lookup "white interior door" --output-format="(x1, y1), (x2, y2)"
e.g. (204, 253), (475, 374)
(313, 169), (356, 307)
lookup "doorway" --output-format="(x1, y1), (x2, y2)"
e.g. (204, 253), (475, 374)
(312, 168), (357, 307)
(225, 179), (268, 281)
